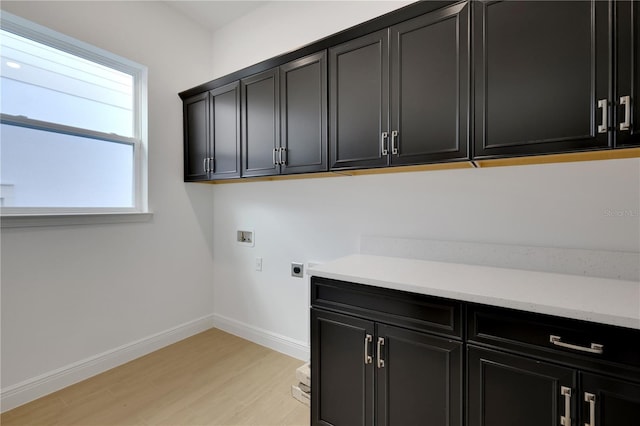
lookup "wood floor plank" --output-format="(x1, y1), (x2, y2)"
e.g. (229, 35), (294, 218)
(1, 328), (309, 426)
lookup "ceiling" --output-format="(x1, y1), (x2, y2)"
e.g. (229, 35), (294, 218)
(164, 1), (266, 33)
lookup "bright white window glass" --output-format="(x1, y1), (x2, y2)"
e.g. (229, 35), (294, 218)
(0, 12), (148, 215)
(1, 30), (134, 137)
(0, 124), (134, 208)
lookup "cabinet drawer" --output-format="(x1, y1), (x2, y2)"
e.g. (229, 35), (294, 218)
(311, 277), (462, 338)
(468, 304), (640, 373)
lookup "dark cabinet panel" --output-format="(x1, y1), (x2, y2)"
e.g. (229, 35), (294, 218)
(183, 92), (210, 181)
(242, 69), (279, 177)
(311, 308), (374, 426)
(468, 346), (577, 426)
(210, 82), (240, 179)
(581, 373), (640, 425)
(376, 324), (462, 426)
(390, 2), (469, 165)
(280, 51), (328, 174)
(615, 0), (640, 147)
(330, 30), (389, 170)
(474, 0), (610, 158)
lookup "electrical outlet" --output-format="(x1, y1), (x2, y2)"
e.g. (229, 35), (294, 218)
(291, 262), (304, 278)
(255, 257), (263, 271)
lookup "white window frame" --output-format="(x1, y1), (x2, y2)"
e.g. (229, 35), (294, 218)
(0, 12), (150, 227)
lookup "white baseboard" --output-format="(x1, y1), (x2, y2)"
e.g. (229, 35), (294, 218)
(1, 314), (216, 413)
(213, 314), (310, 361)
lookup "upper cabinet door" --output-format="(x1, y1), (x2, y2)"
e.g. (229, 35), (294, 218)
(615, 0), (639, 147)
(242, 69), (280, 177)
(390, 2), (470, 166)
(474, 0), (610, 159)
(210, 82), (241, 180)
(280, 51), (328, 174)
(330, 30), (390, 170)
(183, 92), (210, 181)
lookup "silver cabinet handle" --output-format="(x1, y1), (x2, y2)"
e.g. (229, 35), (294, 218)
(203, 157), (208, 173)
(209, 157), (214, 173)
(376, 337), (385, 368)
(598, 99), (608, 133)
(550, 335), (604, 354)
(584, 392), (596, 426)
(381, 131), (389, 155)
(391, 130), (399, 155)
(273, 148), (278, 166)
(364, 334), (373, 365)
(620, 95), (631, 131)
(560, 386), (572, 426)
(279, 147), (287, 165)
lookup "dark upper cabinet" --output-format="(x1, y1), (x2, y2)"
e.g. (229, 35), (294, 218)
(242, 52), (327, 178)
(210, 82), (241, 179)
(615, 0), (640, 147)
(280, 51), (328, 174)
(183, 83), (240, 182)
(330, 30), (389, 170)
(376, 324), (462, 426)
(241, 69), (280, 178)
(390, 2), (469, 166)
(311, 308), (374, 426)
(473, 0), (611, 158)
(330, 2), (469, 170)
(468, 346), (577, 426)
(183, 92), (210, 181)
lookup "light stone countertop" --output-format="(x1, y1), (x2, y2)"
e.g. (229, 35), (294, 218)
(308, 254), (640, 330)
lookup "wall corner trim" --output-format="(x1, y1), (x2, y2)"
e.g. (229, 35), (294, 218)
(212, 314), (310, 362)
(0, 314), (216, 413)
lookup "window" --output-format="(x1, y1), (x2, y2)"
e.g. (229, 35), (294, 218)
(0, 12), (148, 217)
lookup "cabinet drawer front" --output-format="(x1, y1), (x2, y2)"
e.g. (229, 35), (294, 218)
(468, 304), (640, 372)
(311, 277), (462, 338)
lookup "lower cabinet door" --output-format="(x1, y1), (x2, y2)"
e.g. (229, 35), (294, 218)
(311, 309), (375, 426)
(468, 346), (577, 426)
(581, 373), (640, 426)
(375, 324), (462, 426)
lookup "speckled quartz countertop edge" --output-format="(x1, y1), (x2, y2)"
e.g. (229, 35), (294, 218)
(308, 254), (640, 330)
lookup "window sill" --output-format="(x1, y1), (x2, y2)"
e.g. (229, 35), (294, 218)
(1, 212), (153, 228)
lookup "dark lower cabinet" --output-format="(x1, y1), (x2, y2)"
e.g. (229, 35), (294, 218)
(311, 278), (463, 426)
(468, 346), (577, 426)
(581, 373), (640, 426)
(376, 324), (462, 426)
(311, 309), (374, 426)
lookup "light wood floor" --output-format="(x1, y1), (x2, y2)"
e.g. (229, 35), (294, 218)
(1, 328), (310, 426)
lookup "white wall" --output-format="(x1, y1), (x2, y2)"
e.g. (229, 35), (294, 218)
(210, 1), (640, 358)
(1, 0), (216, 410)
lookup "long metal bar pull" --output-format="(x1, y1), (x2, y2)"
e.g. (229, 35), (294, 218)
(273, 148), (279, 166)
(204, 157), (208, 173)
(209, 157), (214, 173)
(598, 99), (608, 133)
(550, 335), (604, 355)
(620, 95), (631, 131)
(560, 386), (572, 426)
(376, 337), (385, 368)
(381, 131), (389, 155)
(364, 334), (373, 365)
(584, 392), (596, 426)
(391, 130), (399, 155)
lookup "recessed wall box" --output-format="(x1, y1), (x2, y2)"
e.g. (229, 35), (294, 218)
(237, 230), (254, 247)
